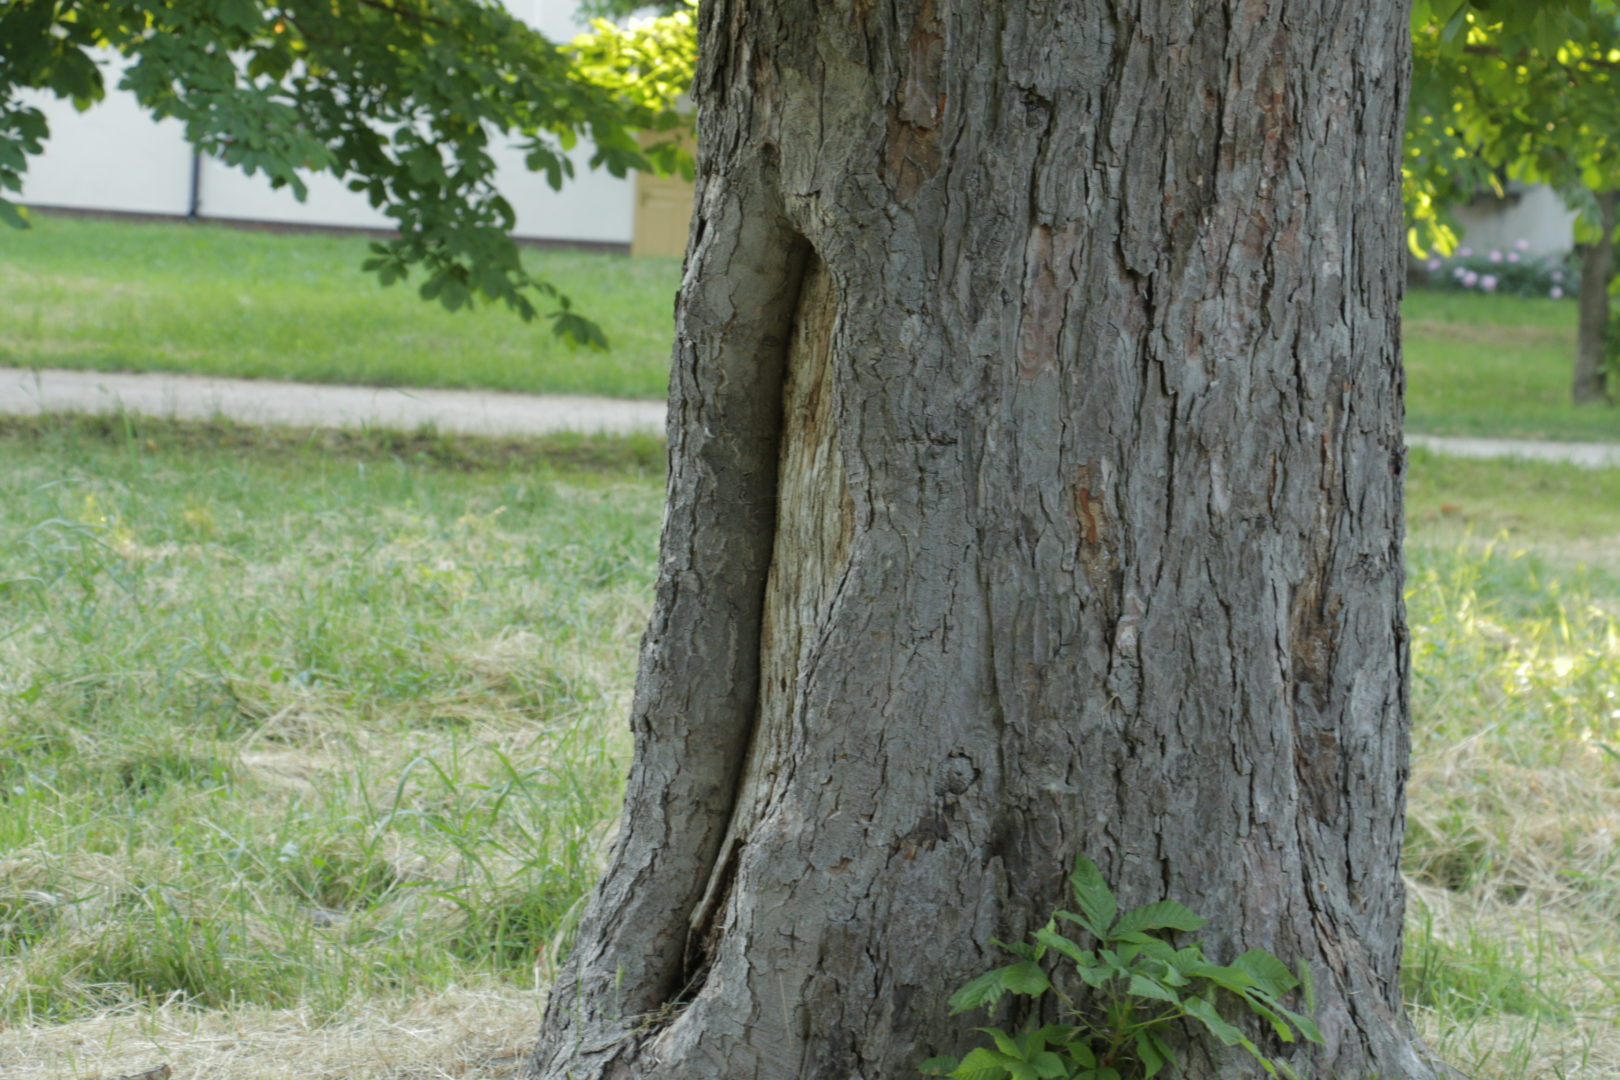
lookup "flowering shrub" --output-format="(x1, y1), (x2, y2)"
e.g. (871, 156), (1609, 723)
(1414, 239), (1578, 300)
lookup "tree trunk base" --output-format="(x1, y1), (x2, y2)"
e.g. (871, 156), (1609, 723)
(530, 2), (1443, 1078)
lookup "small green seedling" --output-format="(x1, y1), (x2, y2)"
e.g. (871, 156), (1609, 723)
(921, 856), (1322, 1080)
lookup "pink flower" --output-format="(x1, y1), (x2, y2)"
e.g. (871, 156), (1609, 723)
(1480, 274), (1498, 291)
(1458, 246), (1473, 257)
(1453, 267), (1468, 279)
(1507, 251), (1520, 263)
(1515, 238), (1531, 251)
(1489, 250), (1503, 263)
(1462, 270), (1479, 286)
(1426, 258), (1443, 271)
(1551, 286), (1565, 299)
(1552, 271), (1565, 283)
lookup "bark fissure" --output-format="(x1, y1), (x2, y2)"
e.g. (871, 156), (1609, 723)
(678, 834), (744, 1000)
(679, 246), (843, 998)
(525, 134), (813, 1070)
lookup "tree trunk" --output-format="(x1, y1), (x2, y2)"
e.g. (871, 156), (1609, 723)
(1574, 189), (1617, 406)
(531, 2), (1443, 1078)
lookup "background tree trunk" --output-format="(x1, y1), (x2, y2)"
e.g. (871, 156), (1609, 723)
(1574, 189), (1617, 406)
(531, 2), (1444, 1077)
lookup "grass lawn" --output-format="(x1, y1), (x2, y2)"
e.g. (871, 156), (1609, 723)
(1404, 289), (1620, 443)
(0, 417), (1615, 1077)
(0, 215), (681, 400)
(0, 416), (661, 1078)
(7, 216), (1620, 445)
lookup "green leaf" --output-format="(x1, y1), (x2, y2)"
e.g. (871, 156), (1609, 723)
(1238, 992), (1297, 1043)
(551, 310), (608, 348)
(949, 970), (1014, 1015)
(994, 937), (1040, 963)
(1000, 960), (1052, 998)
(1073, 960), (1112, 990)
(438, 278), (471, 312)
(1229, 950), (1298, 998)
(1097, 949), (1131, 978)
(989, 1029), (1023, 1058)
(919, 1055), (959, 1076)
(1062, 1040), (1097, 1069)
(1186, 962), (1258, 994)
(1296, 959), (1317, 1017)
(1068, 856), (1116, 936)
(1126, 973), (1181, 1005)
(1110, 900), (1208, 938)
(1141, 1030), (1177, 1077)
(1134, 1030), (1167, 1078)
(1028, 1052), (1067, 1080)
(1160, 964), (1191, 988)
(1182, 994), (1245, 1047)
(1119, 935), (1179, 965)
(0, 198), (29, 230)
(1168, 945), (1207, 974)
(949, 961), (1048, 1015)
(1270, 1001), (1323, 1046)
(950, 1046), (1018, 1080)
(1237, 1035), (1280, 1078)
(216, 0), (262, 31)
(1055, 909), (1095, 933)
(1031, 923), (1089, 965)
(1029, 1025), (1078, 1048)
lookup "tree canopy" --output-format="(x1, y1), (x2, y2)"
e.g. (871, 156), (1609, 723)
(0, 0), (693, 344)
(1408, 0), (1620, 401)
(1407, 0), (1620, 252)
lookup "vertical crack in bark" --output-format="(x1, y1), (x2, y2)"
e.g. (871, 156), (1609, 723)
(678, 835), (745, 1002)
(526, 148), (816, 1076)
(670, 237), (821, 1007)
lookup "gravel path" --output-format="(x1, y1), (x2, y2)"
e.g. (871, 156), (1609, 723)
(0, 366), (664, 437)
(4, 366), (1619, 466)
(1403, 432), (1620, 468)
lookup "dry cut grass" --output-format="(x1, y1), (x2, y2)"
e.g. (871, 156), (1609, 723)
(1401, 459), (1620, 1079)
(0, 984), (538, 1080)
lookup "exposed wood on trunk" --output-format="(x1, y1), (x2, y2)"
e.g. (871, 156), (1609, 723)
(531, 2), (1443, 1077)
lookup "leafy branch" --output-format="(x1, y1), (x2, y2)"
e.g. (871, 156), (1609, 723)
(921, 856), (1322, 1080)
(0, 0), (697, 348)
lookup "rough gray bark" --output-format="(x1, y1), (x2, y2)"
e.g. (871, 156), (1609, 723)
(1574, 189), (1617, 406)
(531, 2), (1443, 1078)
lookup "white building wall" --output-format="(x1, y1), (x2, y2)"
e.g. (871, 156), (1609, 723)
(192, 156), (395, 232)
(16, 68), (192, 217)
(1450, 184), (1578, 258)
(15, 0), (634, 246)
